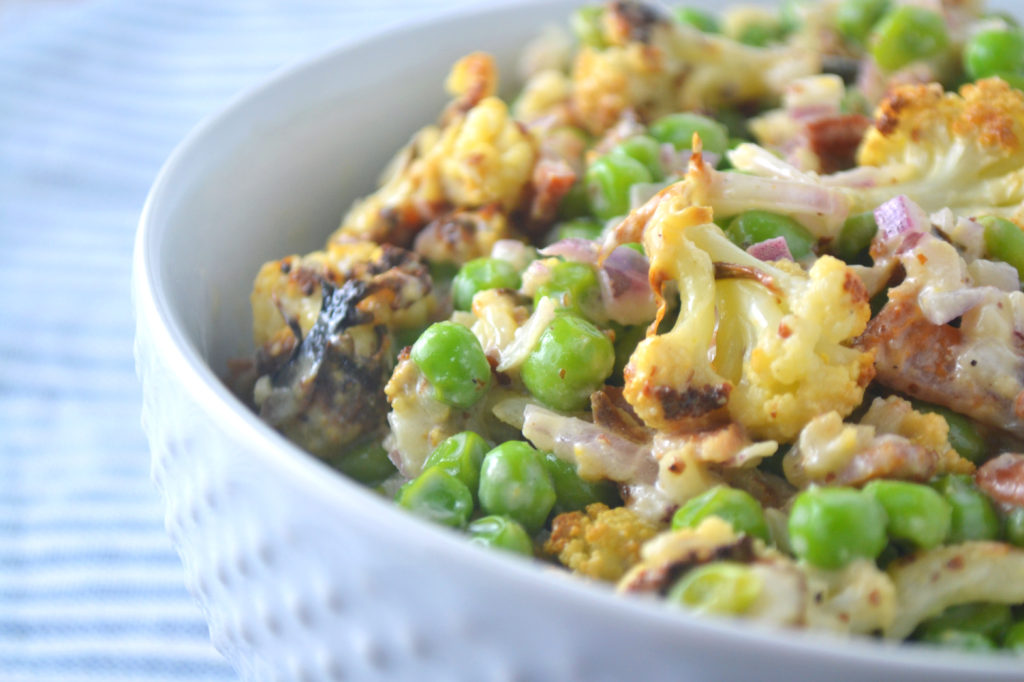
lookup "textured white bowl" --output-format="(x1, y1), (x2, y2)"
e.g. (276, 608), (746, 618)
(133, 2), (1024, 680)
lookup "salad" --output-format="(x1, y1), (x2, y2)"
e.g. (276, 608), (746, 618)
(231, 0), (1024, 653)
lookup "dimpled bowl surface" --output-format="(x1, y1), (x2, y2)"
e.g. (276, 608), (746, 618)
(133, 1), (1024, 680)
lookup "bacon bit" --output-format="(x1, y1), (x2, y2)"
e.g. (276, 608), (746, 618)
(946, 555), (965, 571)
(976, 453), (1024, 507)
(807, 114), (870, 174)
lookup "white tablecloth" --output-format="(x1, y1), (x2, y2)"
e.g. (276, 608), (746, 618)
(0, 1), (482, 679)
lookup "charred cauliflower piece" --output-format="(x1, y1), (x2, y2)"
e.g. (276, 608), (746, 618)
(783, 397), (973, 489)
(570, 1), (818, 135)
(250, 245), (435, 458)
(330, 53), (538, 247)
(545, 502), (660, 581)
(849, 78), (1024, 222)
(607, 160), (874, 442)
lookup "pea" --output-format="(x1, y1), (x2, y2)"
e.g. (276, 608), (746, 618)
(672, 485), (770, 543)
(452, 258), (522, 311)
(869, 6), (949, 72)
(478, 441), (557, 532)
(553, 218), (604, 242)
(541, 452), (620, 514)
(919, 602), (1014, 642)
(674, 7), (719, 34)
(558, 180), (592, 220)
(611, 322), (646, 385)
(788, 486), (888, 569)
(411, 322), (491, 409)
(533, 260), (601, 317)
(736, 20), (781, 47)
(428, 261), (459, 287)
(648, 112), (730, 156)
(912, 400), (987, 463)
(863, 480), (951, 549)
(666, 562), (763, 615)
(979, 215), (1024, 285)
(725, 210), (815, 260)
(570, 5), (606, 49)
(779, 0), (810, 35)
(423, 431), (489, 499)
(521, 314), (615, 412)
(1004, 622), (1024, 652)
(836, 0), (890, 46)
(836, 211), (878, 262)
(396, 467), (474, 529)
(467, 515), (534, 556)
(920, 629), (997, 652)
(931, 474), (1001, 543)
(963, 28), (1024, 89)
(331, 436), (396, 485)
(1004, 507), (1024, 547)
(611, 135), (664, 181)
(585, 153), (652, 220)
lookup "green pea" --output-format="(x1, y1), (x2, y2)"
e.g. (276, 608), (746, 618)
(736, 20), (781, 47)
(869, 6), (949, 72)
(912, 401), (987, 463)
(779, 0), (809, 35)
(836, 0), (890, 46)
(467, 515), (534, 556)
(553, 218), (604, 242)
(533, 260), (601, 318)
(672, 485), (770, 543)
(836, 211), (878, 262)
(541, 452), (620, 514)
(428, 261), (459, 287)
(558, 180), (592, 220)
(396, 467), (474, 529)
(331, 436), (396, 485)
(666, 561), (763, 615)
(1004, 622), (1024, 652)
(1004, 507), (1024, 547)
(931, 474), (1001, 543)
(839, 88), (871, 116)
(920, 629), (998, 652)
(648, 112), (730, 155)
(611, 135), (664, 181)
(611, 322), (646, 385)
(725, 210), (815, 260)
(788, 486), (888, 569)
(980, 215), (1024, 285)
(586, 153), (652, 221)
(963, 28), (1024, 88)
(451, 258), (522, 311)
(478, 441), (557, 532)
(521, 314), (615, 412)
(411, 322), (492, 409)
(674, 7), (719, 34)
(570, 5), (607, 49)
(423, 431), (489, 499)
(919, 602), (1014, 642)
(863, 480), (951, 550)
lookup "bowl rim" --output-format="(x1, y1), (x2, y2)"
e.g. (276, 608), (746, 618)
(132, 1), (1023, 677)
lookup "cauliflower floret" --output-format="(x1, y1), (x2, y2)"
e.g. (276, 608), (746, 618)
(783, 397), (972, 489)
(848, 78), (1024, 223)
(330, 53), (537, 247)
(569, 1), (818, 135)
(545, 502), (660, 581)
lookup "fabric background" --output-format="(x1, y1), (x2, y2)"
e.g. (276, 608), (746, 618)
(0, 1), (484, 679)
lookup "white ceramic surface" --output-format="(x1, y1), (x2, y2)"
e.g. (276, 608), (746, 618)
(133, 2), (1024, 680)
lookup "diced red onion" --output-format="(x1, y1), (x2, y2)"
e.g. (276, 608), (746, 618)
(539, 237), (598, 263)
(919, 288), (997, 326)
(522, 404), (656, 483)
(519, 258), (552, 297)
(969, 259), (1020, 292)
(746, 236), (794, 262)
(874, 195), (930, 242)
(599, 245), (656, 325)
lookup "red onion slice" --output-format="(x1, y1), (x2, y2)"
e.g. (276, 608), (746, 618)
(746, 236), (794, 262)
(599, 245), (656, 324)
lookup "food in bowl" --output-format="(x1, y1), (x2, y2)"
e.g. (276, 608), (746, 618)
(229, 0), (1024, 653)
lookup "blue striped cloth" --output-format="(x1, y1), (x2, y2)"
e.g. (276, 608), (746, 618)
(0, 1), (482, 679)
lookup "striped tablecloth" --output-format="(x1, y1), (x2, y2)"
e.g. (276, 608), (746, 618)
(0, 1), (482, 679)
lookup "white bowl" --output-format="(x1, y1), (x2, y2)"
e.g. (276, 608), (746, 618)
(133, 2), (1024, 680)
